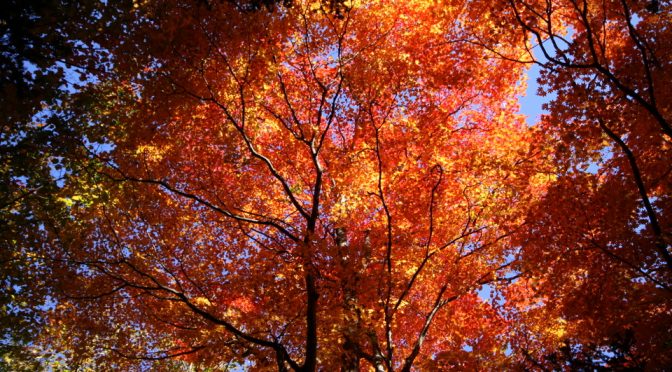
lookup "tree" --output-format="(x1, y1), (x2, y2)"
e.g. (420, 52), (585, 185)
(37, 0), (546, 369)
(479, 0), (672, 369)
(0, 1), (134, 368)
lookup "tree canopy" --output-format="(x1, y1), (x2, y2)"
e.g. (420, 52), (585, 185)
(1, 0), (670, 370)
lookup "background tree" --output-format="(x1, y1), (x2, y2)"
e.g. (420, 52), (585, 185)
(477, 0), (672, 368)
(0, 0), (138, 368)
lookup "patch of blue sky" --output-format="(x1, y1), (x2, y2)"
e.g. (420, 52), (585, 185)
(516, 25), (581, 127)
(477, 283), (494, 302)
(518, 62), (552, 127)
(477, 252), (519, 304)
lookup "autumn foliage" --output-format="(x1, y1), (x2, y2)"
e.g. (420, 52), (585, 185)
(2, 0), (671, 370)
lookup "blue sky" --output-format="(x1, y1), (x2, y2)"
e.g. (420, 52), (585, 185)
(519, 63), (548, 126)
